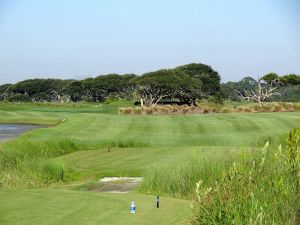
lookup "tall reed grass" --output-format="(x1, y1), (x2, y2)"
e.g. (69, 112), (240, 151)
(0, 138), (85, 188)
(140, 148), (242, 198)
(119, 102), (300, 115)
(191, 128), (300, 224)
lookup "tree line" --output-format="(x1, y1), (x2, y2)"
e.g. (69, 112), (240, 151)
(222, 73), (300, 103)
(0, 63), (221, 106)
(0, 63), (299, 105)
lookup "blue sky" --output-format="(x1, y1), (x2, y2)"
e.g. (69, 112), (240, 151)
(0, 0), (299, 84)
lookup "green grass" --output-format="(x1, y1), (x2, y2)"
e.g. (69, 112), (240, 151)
(1, 102), (300, 224)
(1, 102), (300, 187)
(0, 189), (190, 225)
(60, 146), (241, 179)
(2, 105), (300, 147)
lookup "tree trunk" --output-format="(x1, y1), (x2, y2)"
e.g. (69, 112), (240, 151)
(140, 98), (144, 107)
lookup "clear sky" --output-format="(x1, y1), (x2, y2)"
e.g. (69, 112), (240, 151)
(0, 0), (299, 84)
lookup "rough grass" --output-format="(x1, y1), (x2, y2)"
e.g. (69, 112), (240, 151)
(191, 129), (300, 224)
(0, 138), (85, 188)
(119, 102), (300, 115)
(140, 148), (244, 199)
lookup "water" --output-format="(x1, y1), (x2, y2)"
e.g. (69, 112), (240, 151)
(0, 124), (45, 141)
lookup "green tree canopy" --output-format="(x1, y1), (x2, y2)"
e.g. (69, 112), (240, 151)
(131, 69), (202, 106)
(82, 74), (137, 102)
(176, 63), (221, 97)
(281, 74), (300, 86)
(262, 73), (279, 85)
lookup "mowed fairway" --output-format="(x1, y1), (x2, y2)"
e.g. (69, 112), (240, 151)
(0, 189), (190, 225)
(1, 102), (300, 225)
(61, 146), (242, 179)
(1, 103), (300, 147)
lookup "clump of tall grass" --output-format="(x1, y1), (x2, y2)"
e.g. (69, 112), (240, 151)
(220, 107), (234, 113)
(191, 128), (300, 224)
(0, 138), (85, 188)
(119, 102), (300, 115)
(140, 148), (241, 198)
(118, 107), (133, 114)
(0, 159), (75, 188)
(119, 104), (219, 115)
(133, 107), (142, 114)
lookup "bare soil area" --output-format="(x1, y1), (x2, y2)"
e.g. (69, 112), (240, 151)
(91, 177), (143, 193)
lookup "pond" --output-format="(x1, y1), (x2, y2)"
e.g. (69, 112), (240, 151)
(0, 124), (46, 141)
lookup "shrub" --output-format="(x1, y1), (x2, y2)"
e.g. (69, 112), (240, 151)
(118, 107), (133, 115)
(142, 107), (153, 115)
(182, 106), (190, 114)
(8, 94), (31, 102)
(171, 105), (179, 112)
(235, 106), (244, 113)
(220, 107), (234, 113)
(272, 103), (284, 112)
(242, 106), (253, 113)
(251, 104), (262, 112)
(118, 108), (126, 114)
(294, 103), (300, 111)
(133, 107), (142, 114)
(282, 102), (294, 112)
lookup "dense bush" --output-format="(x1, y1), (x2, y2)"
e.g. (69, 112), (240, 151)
(8, 93), (31, 102)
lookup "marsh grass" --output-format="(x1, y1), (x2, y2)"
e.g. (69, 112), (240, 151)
(191, 129), (300, 224)
(119, 102), (300, 115)
(140, 148), (242, 198)
(0, 138), (85, 188)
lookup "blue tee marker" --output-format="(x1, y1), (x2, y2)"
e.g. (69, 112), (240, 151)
(130, 201), (136, 214)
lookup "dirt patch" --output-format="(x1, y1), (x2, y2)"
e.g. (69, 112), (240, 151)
(91, 177), (143, 193)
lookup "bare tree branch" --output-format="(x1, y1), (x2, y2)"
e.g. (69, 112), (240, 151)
(236, 77), (281, 106)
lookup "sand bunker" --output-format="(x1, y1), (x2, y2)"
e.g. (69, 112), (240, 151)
(92, 177), (143, 193)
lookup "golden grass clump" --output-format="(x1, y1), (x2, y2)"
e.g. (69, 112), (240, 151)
(220, 107), (234, 113)
(282, 103), (294, 112)
(235, 106), (244, 113)
(293, 103), (300, 111)
(171, 105), (180, 113)
(119, 102), (300, 115)
(142, 107), (153, 115)
(272, 103), (284, 112)
(120, 107), (133, 114)
(182, 106), (190, 114)
(242, 107), (254, 113)
(133, 107), (142, 115)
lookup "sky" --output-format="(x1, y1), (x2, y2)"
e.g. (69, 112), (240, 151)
(0, 0), (299, 84)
